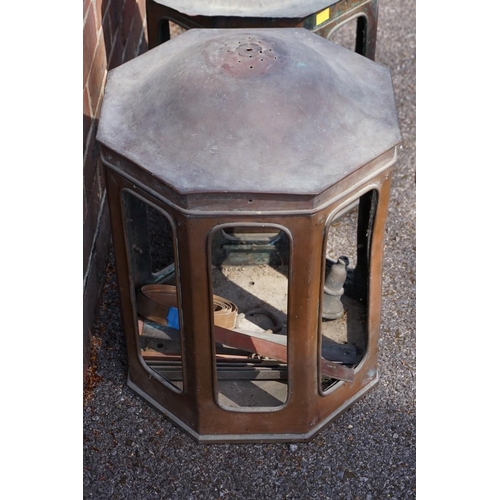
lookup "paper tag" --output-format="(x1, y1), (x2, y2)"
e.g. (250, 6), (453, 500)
(316, 8), (330, 26)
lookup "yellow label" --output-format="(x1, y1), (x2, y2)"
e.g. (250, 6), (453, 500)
(316, 8), (330, 25)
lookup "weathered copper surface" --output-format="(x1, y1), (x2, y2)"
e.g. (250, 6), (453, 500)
(98, 29), (400, 200)
(98, 28), (401, 443)
(150, 0), (340, 18)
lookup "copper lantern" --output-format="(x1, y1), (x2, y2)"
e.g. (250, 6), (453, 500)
(97, 28), (401, 443)
(146, 0), (379, 60)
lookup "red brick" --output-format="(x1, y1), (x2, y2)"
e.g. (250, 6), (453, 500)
(84, 123), (100, 204)
(84, 240), (99, 299)
(108, 33), (125, 69)
(93, 0), (103, 28)
(107, 0), (126, 42)
(88, 32), (107, 116)
(122, 0), (138, 45)
(83, 181), (110, 300)
(84, 0), (121, 388)
(83, 4), (98, 86)
(137, 30), (148, 56)
(95, 91), (105, 127)
(95, 156), (107, 204)
(92, 201), (111, 285)
(123, 30), (137, 62)
(83, 86), (92, 152)
(84, 0), (92, 18)
(104, 0), (127, 62)
(101, 0), (112, 17)
(83, 189), (98, 243)
(101, 4), (125, 45)
(83, 198), (111, 381)
(123, 14), (143, 62)
(83, 184), (88, 222)
(83, 258), (98, 353)
(100, 0), (112, 18)
(136, 0), (146, 21)
(102, 6), (114, 60)
(84, 171), (104, 276)
(131, 11), (145, 53)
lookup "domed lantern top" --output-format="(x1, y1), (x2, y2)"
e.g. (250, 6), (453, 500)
(98, 27), (402, 443)
(98, 28), (401, 211)
(148, 0), (340, 18)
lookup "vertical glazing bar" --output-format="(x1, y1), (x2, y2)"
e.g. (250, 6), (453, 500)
(363, 0), (379, 60)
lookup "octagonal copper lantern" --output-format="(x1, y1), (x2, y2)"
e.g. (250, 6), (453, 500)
(97, 28), (401, 443)
(146, 0), (379, 60)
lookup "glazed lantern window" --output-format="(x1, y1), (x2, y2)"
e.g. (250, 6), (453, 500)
(97, 28), (401, 443)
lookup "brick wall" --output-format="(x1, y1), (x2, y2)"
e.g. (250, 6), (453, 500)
(83, 0), (148, 381)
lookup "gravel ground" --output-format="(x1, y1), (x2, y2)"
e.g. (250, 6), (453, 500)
(83, 1), (416, 498)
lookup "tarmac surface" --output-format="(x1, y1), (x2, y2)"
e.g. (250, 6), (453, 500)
(83, 1), (416, 498)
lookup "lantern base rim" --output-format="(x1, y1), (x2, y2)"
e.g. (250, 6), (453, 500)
(127, 372), (379, 443)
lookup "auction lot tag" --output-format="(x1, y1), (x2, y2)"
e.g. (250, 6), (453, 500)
(316, 8), (330, 26)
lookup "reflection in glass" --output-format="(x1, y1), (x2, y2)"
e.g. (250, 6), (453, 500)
(320, 191), (378, 392)
(210, 226), (290, 410)
(121, 190), (184, 391)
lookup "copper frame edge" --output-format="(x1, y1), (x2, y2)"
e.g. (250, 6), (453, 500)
(129, 372), (379, 443)
(100, 148), (397, 217)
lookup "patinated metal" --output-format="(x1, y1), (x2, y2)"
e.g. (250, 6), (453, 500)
(98, 29), (399, 201)
(146, 0), (379, 60)
(97, 28), (401, 443)
(149, 0), (341, 18)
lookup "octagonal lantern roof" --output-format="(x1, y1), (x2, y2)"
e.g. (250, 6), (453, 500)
(98, 28), (401, 198)
(150, 0), (340, 18)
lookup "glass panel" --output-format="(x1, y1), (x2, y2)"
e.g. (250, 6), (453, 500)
(146, 204), (175, 274)
(210, 225), (290, 410)
(320, 191), (378, 393)
(121, 190), (184, 391)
